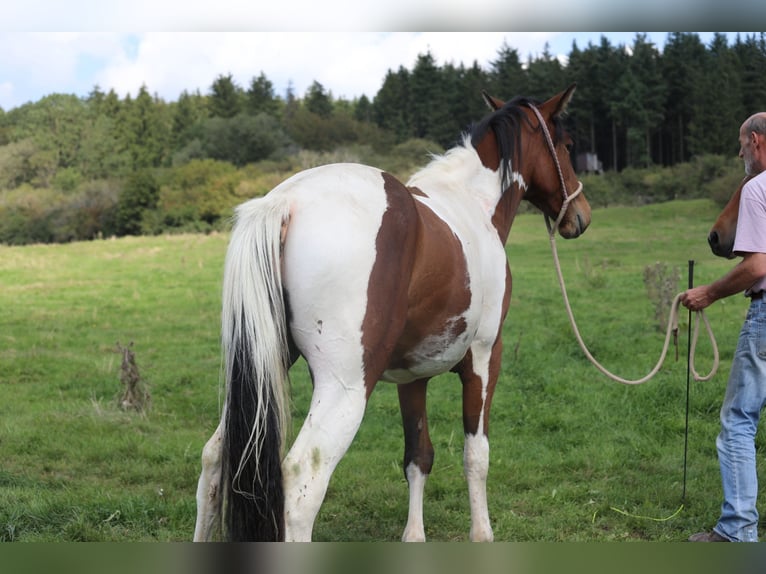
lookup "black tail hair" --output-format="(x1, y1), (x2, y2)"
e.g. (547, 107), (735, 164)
(222, 334), (285, 541)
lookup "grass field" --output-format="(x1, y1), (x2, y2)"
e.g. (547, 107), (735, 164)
(1, 197), (763, 542)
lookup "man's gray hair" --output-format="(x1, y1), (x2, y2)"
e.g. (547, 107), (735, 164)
(745, 113), (766, 136)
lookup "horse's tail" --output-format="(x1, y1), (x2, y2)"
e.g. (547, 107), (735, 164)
(220, 196), (292, 541)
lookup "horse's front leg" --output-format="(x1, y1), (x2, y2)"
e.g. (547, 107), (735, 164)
(397, 378), (434, 542)
(458, 339), (501, 542)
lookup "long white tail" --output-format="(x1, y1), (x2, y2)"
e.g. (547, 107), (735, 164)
(220, 196), (292, 541)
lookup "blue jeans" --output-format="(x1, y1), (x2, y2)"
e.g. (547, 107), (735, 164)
(714, 297), (766, 542)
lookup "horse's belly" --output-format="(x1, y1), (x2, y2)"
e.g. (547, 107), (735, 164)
(380, 325), (473, 384)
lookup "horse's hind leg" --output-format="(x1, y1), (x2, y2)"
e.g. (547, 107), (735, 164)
(458, 342), (501, 542)
(193, 422), (223, 541)
(397, 378), (434, 542)
(281, 368), (369, 541)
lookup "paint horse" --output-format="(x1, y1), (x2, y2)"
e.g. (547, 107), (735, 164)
(194, 85), (591, 542)
(708, 175), (754, 258)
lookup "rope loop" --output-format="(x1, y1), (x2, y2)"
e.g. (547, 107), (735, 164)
(548, 231), (720, 384)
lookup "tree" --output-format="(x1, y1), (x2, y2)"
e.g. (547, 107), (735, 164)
(409, 52), (452, 145)
(566, 40), (604, 158)
(304, 81), (333, 119)
(172, 90), (207, 149)
(12, 94), (88, 172)
(199, 112), (292, 166)
(121, 85), (168, 170)
(446, 61), (490, 138)
(734, 33), (766, 117)
(609, 66), (645, 168)
(489, 42), (528, 98)
(353, 95), (373, 123)
(662, 33), (707, 164)
(594, 36), (627, 170)
(246, 72), (280, 117)
(623, 33), (666, 166)
(526, 43), (566, 100)
(115, 169), (159, 236)
(688, 33), (743, 157)
(372, 66), (411, 142)
(209, 73), (242, 119)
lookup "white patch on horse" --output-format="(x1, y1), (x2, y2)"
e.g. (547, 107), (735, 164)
(402, 462), (428, 542)
(464, 432), (493, 542)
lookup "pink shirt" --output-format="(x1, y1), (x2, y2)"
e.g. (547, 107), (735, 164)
(733, 170), (766, 294)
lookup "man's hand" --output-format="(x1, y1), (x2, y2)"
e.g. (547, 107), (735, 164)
(680, 286), (714, 312)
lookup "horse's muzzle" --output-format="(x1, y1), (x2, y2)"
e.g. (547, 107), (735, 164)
(559, 209), (590, 239)
(708, 230), (734, 259)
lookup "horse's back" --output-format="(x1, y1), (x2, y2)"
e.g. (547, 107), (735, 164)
(275, 162), (415, 275)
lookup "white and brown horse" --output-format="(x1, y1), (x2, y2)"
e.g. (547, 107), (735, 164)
(193, 85), (591, 542)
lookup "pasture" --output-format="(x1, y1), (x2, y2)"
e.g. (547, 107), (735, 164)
(1, 198), (761, 542)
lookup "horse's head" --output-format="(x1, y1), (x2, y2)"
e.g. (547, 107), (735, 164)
(709, 175), (752, 259)
(481, 84), (591, 239)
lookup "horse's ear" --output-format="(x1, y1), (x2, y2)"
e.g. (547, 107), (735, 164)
(482, 90), (504, 111)
(540, 83), (577, 118)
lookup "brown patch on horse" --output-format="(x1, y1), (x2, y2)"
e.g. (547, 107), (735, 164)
(387, 190), (472, 371)
(360, 172), (420, 397)
(472, 119), (524, 243)
(473, 129), (500, 173)
(397, 378), (435, 475)
(491, 184), (525, 244)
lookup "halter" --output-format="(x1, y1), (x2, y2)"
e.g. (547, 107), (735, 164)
(527, 104), (583, 237)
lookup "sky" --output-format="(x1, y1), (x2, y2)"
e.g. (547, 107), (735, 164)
(0, 0), (756, 112)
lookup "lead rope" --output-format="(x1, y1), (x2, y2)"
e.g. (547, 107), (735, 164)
(547, 230), (719, 384)
(528, 104), (720, 384)
(529, 105), (720, 524)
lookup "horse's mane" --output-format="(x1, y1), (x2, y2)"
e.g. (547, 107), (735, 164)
(470, 96), (565, 193)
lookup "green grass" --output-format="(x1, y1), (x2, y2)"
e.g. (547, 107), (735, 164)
(1, 199), (763, 541)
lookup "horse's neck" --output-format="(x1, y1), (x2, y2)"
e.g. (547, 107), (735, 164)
(491, 181), (525, 243)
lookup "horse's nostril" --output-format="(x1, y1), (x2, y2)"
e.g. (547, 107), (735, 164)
(708, 231), (718, 247)
(576, 213), (585, 234)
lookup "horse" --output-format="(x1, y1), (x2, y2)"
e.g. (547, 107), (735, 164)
(708, 175), (754, 258)
(193, 85), (591, 542)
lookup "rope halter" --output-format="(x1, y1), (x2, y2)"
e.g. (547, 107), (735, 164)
(527, 104), (583, 237)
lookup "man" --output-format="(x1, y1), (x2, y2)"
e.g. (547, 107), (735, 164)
(680, 111), (766, 542)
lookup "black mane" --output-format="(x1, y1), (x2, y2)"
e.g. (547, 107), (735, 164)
(470, 96), (565, 193)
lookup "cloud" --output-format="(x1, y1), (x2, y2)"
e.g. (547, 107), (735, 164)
(86, 32), (559, 103)
(0, 31), (734, 111)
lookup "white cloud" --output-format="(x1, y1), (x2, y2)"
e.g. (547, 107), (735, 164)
(0, 31), (733, 111)
(89, 32), (556, 103)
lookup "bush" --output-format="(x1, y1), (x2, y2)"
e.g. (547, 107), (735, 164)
(115, 170), (160, 236)
(149, 159), (242, 233)
(578, 154), (743, 208)
(50, 180), (120, 241)
(199, 113), (293, 166)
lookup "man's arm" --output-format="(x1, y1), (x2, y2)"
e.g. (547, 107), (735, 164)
(680, 252), (766, 311)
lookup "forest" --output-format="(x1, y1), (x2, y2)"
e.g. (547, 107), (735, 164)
(0, 32), (764, 245)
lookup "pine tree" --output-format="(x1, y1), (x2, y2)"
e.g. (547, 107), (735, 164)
(209, 73), (242, 119)
(246, 72), (279, 117)
(489, 41), (527, 98)
(304, 81), (333, 119)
